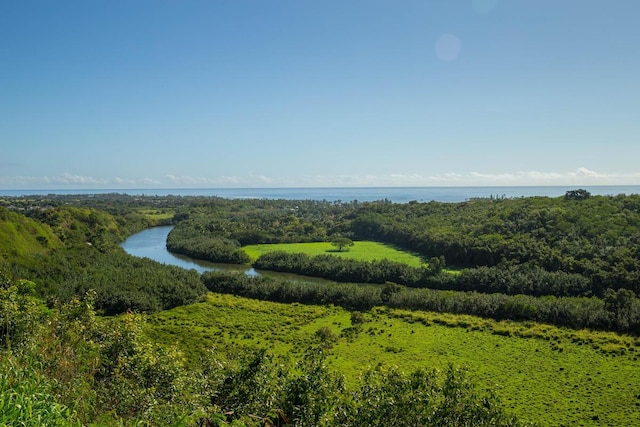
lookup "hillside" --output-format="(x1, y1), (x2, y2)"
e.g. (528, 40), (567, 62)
(0, 206), (61, 262)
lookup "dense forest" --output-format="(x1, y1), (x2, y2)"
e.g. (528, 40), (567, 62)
(1, 190), (640, 424)
(345, 194), (640, 294)
(161, 191), (640, 332)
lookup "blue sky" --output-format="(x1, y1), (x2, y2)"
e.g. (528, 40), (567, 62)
(1, 0), (639, 188)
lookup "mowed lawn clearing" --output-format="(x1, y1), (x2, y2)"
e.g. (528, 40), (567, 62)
(242, 241), (425, 267)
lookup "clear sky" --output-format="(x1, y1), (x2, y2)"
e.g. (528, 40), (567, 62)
(1, 0), (639, 189)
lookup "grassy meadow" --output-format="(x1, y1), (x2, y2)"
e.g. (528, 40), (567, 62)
(136, 208), (175, 222)
(243, 240), (426, 267)
(145, 293), (640, 427)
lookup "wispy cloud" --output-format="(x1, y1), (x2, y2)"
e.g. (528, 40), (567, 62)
(289, 168), (640, 187)
(115, 176), (162, 186)
(462, 168), (640, 186)
(165, 175), (221, 186)
(1, 173), (114, 188)
(270, 168), (640, 187)
(0, 174), (102, 187)
(1, 168), (639, 189)
(52, 173), (109, 185)
(166, 174), (288, 187)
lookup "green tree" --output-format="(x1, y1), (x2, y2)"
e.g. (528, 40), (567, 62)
(330, 236), (354, 252)
(565, 189), (591, 200)
(429, 255), (446, 274)
(604, 288), (638, 330)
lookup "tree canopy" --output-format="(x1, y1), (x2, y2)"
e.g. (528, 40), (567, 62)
(330, 236), (354, 252)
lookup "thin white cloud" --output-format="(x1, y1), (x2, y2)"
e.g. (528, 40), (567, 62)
(287, 168), (640, 187)
(166, 175), (218, 186)
(0, 173), (157, 188)
(0, 173), (108, 187)
(573, 167), (601, 178)
(462, 168), (640, 186)
(166, 173), (288, 187)
(115, 176), (162, 186)
(0, 175), (46, 186)
(2, 168), (639, 189)
(53, 173), (109, 185)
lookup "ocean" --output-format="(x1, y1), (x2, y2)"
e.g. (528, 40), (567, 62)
(2, 186), (640, 204)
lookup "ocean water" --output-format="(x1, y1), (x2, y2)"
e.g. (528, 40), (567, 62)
(2, 186), (640, 203)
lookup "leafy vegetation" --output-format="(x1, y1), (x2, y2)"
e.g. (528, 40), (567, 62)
(1, 272), (525, 426)
(252, 251), (439, 286)
(1, 202), (205, 315)
(167, 222), (251, 264)
(346, 194), (640, 296)
(330, 235), (354, 252)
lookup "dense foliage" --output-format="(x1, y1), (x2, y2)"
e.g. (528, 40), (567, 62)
(203, 271), (381, 312)
(0, 203), (205, 315)
(253, 250), (437, 285)
(346, 194), (640, 295)
(253, 251), (602, 299)
(167, 220), (251, 264)
(44, 250), (207, 315)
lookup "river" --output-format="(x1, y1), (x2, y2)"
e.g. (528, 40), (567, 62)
(120, 225), (333, 284)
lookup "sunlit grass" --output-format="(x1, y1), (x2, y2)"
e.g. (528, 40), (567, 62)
(136, 208), (174, 221)
(145, 293), (640, 427)
(243, 241), (426, 267)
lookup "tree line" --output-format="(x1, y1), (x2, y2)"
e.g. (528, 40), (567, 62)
(252, 251), (601, 298)
(202, 272), (640, 334)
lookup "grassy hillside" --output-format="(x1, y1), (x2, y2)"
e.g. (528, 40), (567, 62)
(145, 293), (640, 427)
(243, 240), (426, 267)
(0, 207), (61, 261)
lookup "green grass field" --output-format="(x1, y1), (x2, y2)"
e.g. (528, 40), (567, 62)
(136, 208), (174, 221)
(145, 293), (640, 427)
(243, 241), (426, 267)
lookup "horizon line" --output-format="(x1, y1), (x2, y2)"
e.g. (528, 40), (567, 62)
(3, 184), (640, 192)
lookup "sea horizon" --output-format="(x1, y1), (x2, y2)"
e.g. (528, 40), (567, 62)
(2, 185), (640, 204)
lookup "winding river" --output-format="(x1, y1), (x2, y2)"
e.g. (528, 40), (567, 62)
(120, 226), (332, 284)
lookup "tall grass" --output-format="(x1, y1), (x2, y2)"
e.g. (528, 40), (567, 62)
(0, 357), (78, 427)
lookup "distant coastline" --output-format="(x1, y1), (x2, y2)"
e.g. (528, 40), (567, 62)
(2, 185), (640, 204)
